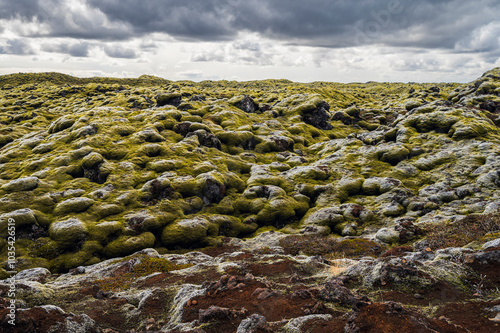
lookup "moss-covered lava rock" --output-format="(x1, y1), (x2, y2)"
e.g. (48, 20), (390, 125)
(1, 69), (500, 274)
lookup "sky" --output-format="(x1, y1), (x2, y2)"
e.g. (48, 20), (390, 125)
(0, 0), (499, 83)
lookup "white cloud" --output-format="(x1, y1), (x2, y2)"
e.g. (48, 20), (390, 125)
(455, 21), (500, 52)
(0, 1), (498, 83)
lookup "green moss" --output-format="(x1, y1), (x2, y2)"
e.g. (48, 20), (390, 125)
(94, 254), (192, 291)
(328, 238), (384, 258)
(208, 214), (257, 237)
(49, 240), (103, 272)
(405, 99), (422, 111)
(81, 152), (104, 169)
(161, 217), (218, 248)
(336, 177), (364, 195)
(49, 218), (88, 245)
(103, 232), (156, 258)
(156, 92), (182, 107)
(91, 204), (124, 219)
(148, 159), (185, 172)
(48, 116), (75, 133)
(216, 130), (254, 146)
(214, 196), (235, 214)
(0, 208), (37, 236)
(379, 146), (410, 165)
(248, 225), (279, 238)
(88, 220), (124, 243)
(53, 197), (95, 216)
(0, 70), (499, 271)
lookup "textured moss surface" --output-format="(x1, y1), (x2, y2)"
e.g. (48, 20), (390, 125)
(1, 69), (500, 272)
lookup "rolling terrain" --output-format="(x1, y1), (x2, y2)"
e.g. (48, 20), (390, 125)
(1, 69), (500, 332)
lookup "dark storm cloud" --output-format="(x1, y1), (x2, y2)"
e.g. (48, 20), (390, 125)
(104, 45), (137, 59)
(0, 0), (43, 19)
(88, 0), (500, 51)
(88, 0), (235, 41)
(0, 39), (35, 55)
(42, 42), (91, 57)
(3, 0), (500, 52)
(0, 0), (132, 40)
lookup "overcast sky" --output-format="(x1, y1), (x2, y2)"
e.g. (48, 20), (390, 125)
(0, 0), (499, 82)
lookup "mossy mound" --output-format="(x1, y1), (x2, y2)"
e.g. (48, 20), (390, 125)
(1, 69), (500, 272)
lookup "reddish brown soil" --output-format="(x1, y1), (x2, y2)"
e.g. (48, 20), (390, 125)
(434, 300), (500, 333)
(0, 298), (100, 333)
(84, 299), (131, 331)
(347, 302), (469, 333)
(2, 248), (500, 332)
(377, 280), (468, 306)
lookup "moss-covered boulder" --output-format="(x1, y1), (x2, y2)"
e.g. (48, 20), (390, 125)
(237, 184), (309, 228)
(196, 172), (227, 204)
(405, 99), (423, 111)
(284, 165), (330, 182)
(88, 220), (124, 243)
(362, 177), (401, 195)
(103, 232), (156, 257)
(291, 97), (333, 130)
(92, 204), (124, 220)
(450, 120), (490, 140)
(81, 152), (104, 169)
(216, 130), (254, 147)
(161, 217), (218, 248)
(53, 197), (95, 216)
(48, 116), (75, 133)
(414, 151), (455, 171)
(382, 203), (406, 217)
(1, 176), (39, 192)
(378, 145), (410, 165)
(375, 227), (400, 244)
(0, 208), (38, 236)
(140, 177), (173, 202)
(156, 93), (182, 107)
(229, 95), (259, 113)
(336, 177), (364, 196)
(49, 218), (88, 244)
(303, 207), (345, 229)
(148, 159), (185, 173)
(340, 203), (375, 223)
(207, 215), (258, 237)
(254, 135), (294, 153)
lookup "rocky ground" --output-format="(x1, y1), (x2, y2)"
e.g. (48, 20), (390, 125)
(0, 69), (500, 332)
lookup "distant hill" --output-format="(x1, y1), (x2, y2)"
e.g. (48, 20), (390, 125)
(0, 72), (170, 87)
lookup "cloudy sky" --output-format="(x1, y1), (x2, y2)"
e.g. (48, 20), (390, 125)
(0, 0), (499, 82)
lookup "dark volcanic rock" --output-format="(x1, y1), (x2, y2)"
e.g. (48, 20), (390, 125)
(479, 101), (500, 113)
(319, 277), (370, 309)
(237, 314), (269, 333)
(303, 101), (333, 130)
(234, 95), (259, 113)
(156, 93), (182, 107)
(198, 305), (235, 323)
